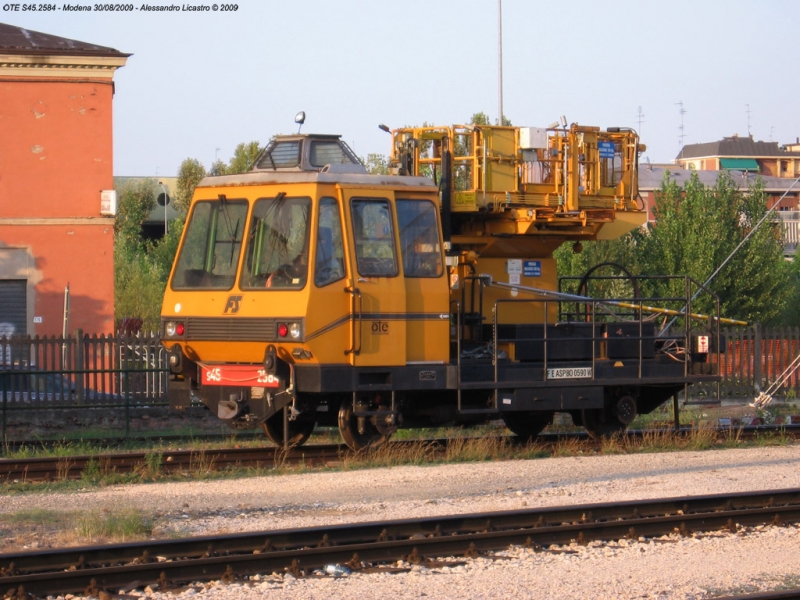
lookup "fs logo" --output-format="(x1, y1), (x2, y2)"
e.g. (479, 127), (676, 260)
(223, 295), (243, 314)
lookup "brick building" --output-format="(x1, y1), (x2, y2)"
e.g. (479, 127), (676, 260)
(0, 23), (129, 337)
(638, 165), (800, 257)
(676, 135), (800, 179)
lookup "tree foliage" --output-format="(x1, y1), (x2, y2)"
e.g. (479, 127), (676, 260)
(364, 153), (389, 175)
(555, 172), (792, 324)
(175, 158), (206, 213)
(640, 172), (789, 324)
(470, 111), (511, 126)
(114, 179), (169, 331)
(208, 159), (227, 176)
(228, 141), (263, 174)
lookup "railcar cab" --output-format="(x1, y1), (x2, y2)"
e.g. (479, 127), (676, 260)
(161, 134), (451, 447)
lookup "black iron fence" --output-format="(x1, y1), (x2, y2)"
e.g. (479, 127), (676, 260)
(1, 331), (169, 438)
(2, 325), (800, 437)
(690, 325), (800, 403)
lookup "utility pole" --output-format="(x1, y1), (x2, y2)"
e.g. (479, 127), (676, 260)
(636, 106), (645, 138)
(746, 104), (752, 137)
(497, 0), (503, 126)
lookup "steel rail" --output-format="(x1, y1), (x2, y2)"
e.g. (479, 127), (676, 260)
(0, 431), (265, 453)
(2, 425), (799, 482)
(715, 592), (800, 600)
(1, 488), (799, 596)
(0, 444), (345, 482)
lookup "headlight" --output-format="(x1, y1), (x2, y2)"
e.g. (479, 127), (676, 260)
(289, 323), (301, 339)
(165, 322), (176, 337)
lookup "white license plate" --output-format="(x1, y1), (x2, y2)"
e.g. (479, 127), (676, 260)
(547, 367), (592, 380)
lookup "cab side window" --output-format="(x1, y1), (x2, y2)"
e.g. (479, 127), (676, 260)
(396, 199), (443, 278)
(351, 198), (398, 277)
(315, 197), (346, 287)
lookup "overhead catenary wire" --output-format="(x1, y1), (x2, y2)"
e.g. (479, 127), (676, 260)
(485, 278), (747, 326)
(751, 351), (800, 409)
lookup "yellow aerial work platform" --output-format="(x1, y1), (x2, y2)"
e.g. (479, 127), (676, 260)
(388, 123), (647, 242)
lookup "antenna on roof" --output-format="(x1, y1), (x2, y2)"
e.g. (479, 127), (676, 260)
(675, 101), (687, 147)
(636, 106), (645, 138)
(746, 104), (752, 137)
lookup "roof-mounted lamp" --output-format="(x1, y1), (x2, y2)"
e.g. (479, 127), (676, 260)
(295, 111), (306, 133)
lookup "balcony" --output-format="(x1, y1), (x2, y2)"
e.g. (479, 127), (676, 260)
(778, 212), (799, 256)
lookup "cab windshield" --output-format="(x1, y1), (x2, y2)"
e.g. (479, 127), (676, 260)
(241, 196), (311, 289)
(172, 199), (248, 290)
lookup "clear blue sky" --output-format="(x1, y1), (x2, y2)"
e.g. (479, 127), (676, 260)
(4, 0), (798, 176)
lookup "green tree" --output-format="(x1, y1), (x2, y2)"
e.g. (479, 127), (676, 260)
(639, 172), (789, 323)
(364, 153), (389, 175)
(778, 257), (800, 326)
(208, 159), (227, 176)
(556, 172), (792, 324)
(470, 111), (511, 126)
(114, 179), (165, 330)
(115, 178), (156, 245)
(175, 158), (206, 213)
(228, 141), (263, 174)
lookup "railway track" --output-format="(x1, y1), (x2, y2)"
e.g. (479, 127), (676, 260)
(0, 443), (345, 483)
(0, 488), (798, 597)
(1, 424), (799, 483)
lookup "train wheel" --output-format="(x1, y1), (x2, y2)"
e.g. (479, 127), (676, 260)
(581, 408), (626, 440)
(338, 398), (390, 451)
(261, 411), (316, 448)
(502, 411), (554, 439)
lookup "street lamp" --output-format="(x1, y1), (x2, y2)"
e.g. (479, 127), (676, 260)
(158, 181), (169, 236)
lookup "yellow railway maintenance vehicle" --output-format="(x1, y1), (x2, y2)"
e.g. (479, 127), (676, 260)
(161, 122), (722, 449)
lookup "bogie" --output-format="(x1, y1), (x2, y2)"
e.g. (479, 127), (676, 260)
(338, 396), (394, 451)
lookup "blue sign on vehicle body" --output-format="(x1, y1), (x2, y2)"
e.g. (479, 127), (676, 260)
(523, 260), (541, 277)
(598, 141), (616, 159)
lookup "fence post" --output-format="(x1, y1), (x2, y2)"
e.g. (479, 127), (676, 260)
(123, 334), (131, 437)
(123, 350), (131, 437)
(672, 392), (680, 431)
(2, 378), (6, 445)
(753, 323), (762, 394)
(795, 327), (800, 399)
(74, 329), (85, 403)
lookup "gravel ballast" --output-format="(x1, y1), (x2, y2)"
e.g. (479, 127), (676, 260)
(3, 445), (800, 599)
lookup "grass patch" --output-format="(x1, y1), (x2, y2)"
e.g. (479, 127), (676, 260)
(550, 435), (585, 457)
(0, 507), (155, 551)
(76, 509), (154, 542)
